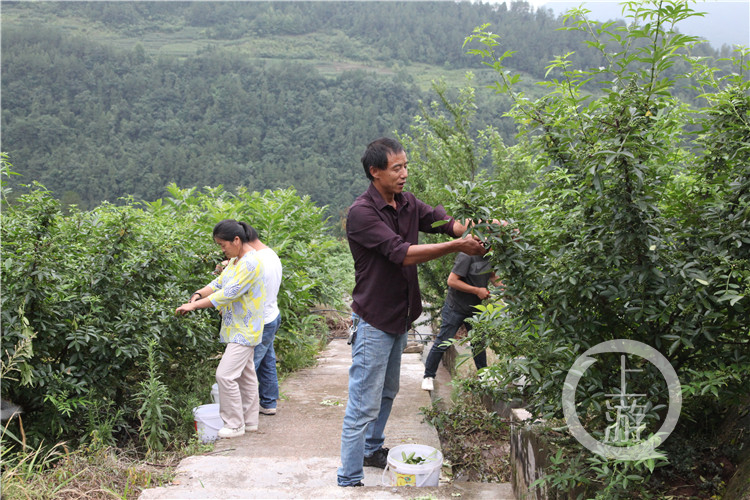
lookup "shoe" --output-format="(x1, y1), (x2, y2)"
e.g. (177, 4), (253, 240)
(259, 407), (277, 415)
(363, 447), (389, 469)
(245, 425), (258, 432)
(339, 481), (364, 487)
(217, 425), (245, 438)
(422, 377), (434, 391)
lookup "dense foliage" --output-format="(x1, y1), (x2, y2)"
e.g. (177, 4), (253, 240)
(1, 1), (729, 219)
(0, 154), (350, 452)
(0, 23), (417, 215)
(4, 0), (602, 76)
(443, 2), (749, 497)
(2, 1), (748, 497)
(399, 75), (535, 317)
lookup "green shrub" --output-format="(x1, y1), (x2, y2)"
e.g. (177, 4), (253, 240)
(1, 158), (349, 450)
(1, 183), (215, 448)
(134, 339), (175, 454)
(451, 1), (749, 496)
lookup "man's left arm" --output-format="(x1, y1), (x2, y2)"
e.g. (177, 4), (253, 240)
(452, 218), (509, 239)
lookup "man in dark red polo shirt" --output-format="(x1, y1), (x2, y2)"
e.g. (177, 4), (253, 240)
(337, 137), (487, 487)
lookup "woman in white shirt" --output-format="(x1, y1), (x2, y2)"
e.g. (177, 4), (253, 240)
(248, 233), (283, 415)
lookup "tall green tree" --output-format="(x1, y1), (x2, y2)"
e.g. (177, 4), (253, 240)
(456, 1), (749, 496)
(399, 75), (534, 317)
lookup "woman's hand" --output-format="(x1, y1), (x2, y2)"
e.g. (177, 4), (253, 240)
(175, 302), (197, 316)
(213, 260), (229, 275)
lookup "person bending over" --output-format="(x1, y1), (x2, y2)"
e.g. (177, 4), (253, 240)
(421, 252), (501, 392)
(176, 219), (266, 439)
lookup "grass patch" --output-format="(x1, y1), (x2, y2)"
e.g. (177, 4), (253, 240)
(0, 437), (214, 500)
(421, 391), (511, 483)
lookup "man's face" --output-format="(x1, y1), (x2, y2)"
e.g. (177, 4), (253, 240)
(371, 150), (408, 198)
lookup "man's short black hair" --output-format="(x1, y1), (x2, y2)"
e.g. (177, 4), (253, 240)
(361, 137), (404, 181)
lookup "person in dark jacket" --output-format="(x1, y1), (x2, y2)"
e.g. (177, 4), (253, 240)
(337, 137), (488, 487)
(421, 252), (501, 391)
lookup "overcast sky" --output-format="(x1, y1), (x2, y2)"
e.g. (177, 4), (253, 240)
(526, 0), (749, 48)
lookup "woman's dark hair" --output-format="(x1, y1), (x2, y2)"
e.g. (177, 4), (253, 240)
(212, 219), (259, 243)
(361, 137), (404, 181)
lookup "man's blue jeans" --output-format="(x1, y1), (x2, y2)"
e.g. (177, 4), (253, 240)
(253, 314), (281, 409)
(337, 314), (407, 486)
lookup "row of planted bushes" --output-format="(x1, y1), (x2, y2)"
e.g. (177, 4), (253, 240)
(398, 3), (749, 498)
(1, 156), (352, 454)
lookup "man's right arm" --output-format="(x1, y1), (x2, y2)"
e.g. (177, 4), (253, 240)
(402, 237), (485, 266)
(349, 200), (486, 267)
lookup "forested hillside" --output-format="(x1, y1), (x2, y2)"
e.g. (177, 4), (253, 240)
(2, 2), (749, 496)
(1, 1), (728, 216)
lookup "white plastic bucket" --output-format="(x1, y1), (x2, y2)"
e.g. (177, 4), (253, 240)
(193, 403), (223, 443)
(211, 383), (219, 404)
(382, 444), (443, 487)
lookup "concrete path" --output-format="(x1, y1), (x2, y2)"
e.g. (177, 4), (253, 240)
(139, 338), (515, 500)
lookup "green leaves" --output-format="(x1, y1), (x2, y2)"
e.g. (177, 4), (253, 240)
(1, 174), (347, 449)
(398, 74), (534, 311)
(462, 3), (750, 497)
(400, 451), (427, 465)
(134, 339), (175, 453)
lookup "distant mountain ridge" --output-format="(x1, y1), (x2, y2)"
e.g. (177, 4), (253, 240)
(0, 1), (735, 216)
